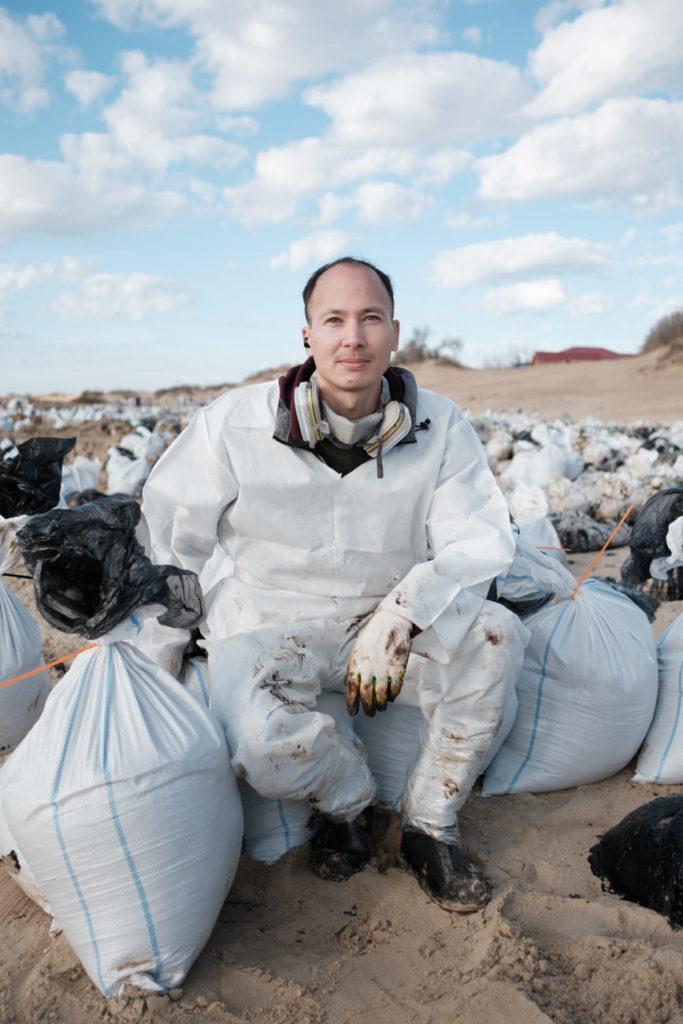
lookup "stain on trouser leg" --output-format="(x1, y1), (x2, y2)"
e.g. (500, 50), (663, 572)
(208, 624), (376, 821)
(401, 602), (526, 843)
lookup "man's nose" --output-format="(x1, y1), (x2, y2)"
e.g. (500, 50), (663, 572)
(343, 320), (366, 347)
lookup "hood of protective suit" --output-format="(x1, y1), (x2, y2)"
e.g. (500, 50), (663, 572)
(273, 357), (420, 449)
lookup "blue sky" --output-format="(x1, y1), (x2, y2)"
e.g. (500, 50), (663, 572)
(1, 0), (682, 396)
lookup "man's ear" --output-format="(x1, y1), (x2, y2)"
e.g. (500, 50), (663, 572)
(392, 319), (400, 351)
(302, 327), (310, 349)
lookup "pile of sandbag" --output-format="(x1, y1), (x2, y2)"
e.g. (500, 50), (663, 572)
(474, 409), (683, 555)
(0, 497), (244, 997)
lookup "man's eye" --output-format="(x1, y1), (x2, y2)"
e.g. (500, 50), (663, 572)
(365, 314), (380, 322)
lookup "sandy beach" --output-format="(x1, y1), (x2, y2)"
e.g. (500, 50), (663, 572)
(2, 348), (683, 1024)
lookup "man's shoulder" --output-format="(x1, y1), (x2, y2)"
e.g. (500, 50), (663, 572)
(199, 378), (279, 422)
(415, 385), (464, 420)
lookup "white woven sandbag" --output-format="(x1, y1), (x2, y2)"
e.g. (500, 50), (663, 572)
(515, 515), (566, 562)
(0, 516), (50, 755)
(60, 455), (103, 501)
(634, 614), (683, 784)
(105, 447), (149, 496)
(1, 640), (243, 997)
(0, 580), (50, 755)
(0, 789), (51, 913)
(502, 444), (584, 488)
(482, 578), (658, 795)
(181, 655), (314, 863)
(237, 779), (315, 864)
(495, 534), (575, 613)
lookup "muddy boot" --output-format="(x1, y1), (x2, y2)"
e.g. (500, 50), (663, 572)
(401, 827), (492, 912)
(311, 807), (374, 881)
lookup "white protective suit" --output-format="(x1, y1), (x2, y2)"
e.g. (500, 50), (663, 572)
(139, 362), (526, 842)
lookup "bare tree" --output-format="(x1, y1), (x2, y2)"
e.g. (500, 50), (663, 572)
(394, 327), (465, 367)
(641, 308), (683, 354)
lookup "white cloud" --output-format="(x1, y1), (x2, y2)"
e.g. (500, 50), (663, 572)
(413, 148), (473, 186)
(270, 230), (353, 272)
(528, 0), (683, 117)
(445, 212), (500, 229)
(224, 136), (460, 225)
(477, 98), (683, 211)
(0, 262), (54, 298)
(0, 256), (85, 298)
(305, 52), (531, 147)
(52, 272), (193, 320)
(433, 232), (610, 287)
(619, 227), (636, 247)
(462, 26), (482, 45)
(649, 296), (683, 323)
(90, 0), (442, 110)
(214, 114), (260, 138)
(0, 153), (185, 244)
(534, 0), (608, 34)
(484, 279), (567, 312)
(659, 223), (683, 243)
(0, 8), (67, 113)
(353, 181), (430, 227)
(65, 69), (115, 107)
(96, 51), (248, 175)
(569, 291), (614, 314)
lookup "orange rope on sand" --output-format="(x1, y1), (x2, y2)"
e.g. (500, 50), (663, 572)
(571, 504), (634, 598)
(0, 644), (99, 690)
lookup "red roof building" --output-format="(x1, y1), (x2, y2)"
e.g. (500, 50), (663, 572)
(532, 346), (633, 365)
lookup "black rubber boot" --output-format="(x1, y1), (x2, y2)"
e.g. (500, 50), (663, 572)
(401, 828), (492, 912)
(311, 807), (374, 881)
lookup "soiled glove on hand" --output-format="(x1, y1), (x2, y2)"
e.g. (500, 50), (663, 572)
(345, 609), (414, 717)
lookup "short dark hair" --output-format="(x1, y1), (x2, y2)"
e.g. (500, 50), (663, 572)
(302, 257), (394, 322)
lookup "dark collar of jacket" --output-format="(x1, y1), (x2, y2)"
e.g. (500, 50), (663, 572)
(273, 356), (419, 449)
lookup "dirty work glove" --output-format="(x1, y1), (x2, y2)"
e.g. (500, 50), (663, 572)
(345, 609), (414, 717)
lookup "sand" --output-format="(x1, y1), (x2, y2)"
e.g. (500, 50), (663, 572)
(2, 349), (683, 1024)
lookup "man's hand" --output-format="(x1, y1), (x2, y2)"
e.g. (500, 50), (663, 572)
(345, 609), (414, 716)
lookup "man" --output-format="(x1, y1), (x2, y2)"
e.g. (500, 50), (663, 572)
(139, 257), (525, 910)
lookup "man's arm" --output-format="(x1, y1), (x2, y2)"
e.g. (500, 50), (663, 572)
(346, 407), (513, 712)
(379, 410), (513, 649)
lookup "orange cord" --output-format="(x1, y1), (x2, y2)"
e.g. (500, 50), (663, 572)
(571, 504), (633, 597)
(0, 644), (98, 690)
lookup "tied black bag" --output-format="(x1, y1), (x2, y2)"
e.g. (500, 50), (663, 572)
(0, 437), (76, 518)
(17, 496), (203, 639)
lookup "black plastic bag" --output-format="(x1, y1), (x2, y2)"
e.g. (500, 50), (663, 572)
(589, 796), (683, 927)
(549, 510), (631, 553)
(621, 487), (683, 583)
(17, 496), (203, 639)
(0, 437), (76, 518)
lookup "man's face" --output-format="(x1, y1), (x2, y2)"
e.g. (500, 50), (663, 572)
(302, 262), (400, 417)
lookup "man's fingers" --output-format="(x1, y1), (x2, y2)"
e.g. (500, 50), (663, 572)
(360, 673), (377, 717)
(374, 675), (390, 712)
(345, 670), (360, 716)
(388, 668), (405, 702)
